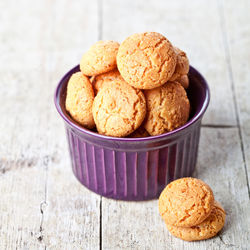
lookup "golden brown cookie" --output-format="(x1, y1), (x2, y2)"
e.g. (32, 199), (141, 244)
(91, 68), (123, 94)
(65, 72), (95, 129)
(117, 32), (177, 89)
(169, 47), (189, 81)
(159, 177), (214, 227)
(128, 126), (150, 138)
(92, 79), (146, 137)
(166, 201), (226, 241)
(176, 75), (189, 89)
(80, 40), (120, 76)
(144, 82), (190, 136)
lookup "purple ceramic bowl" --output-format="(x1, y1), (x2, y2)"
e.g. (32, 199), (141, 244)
(54, 65), (210, 201)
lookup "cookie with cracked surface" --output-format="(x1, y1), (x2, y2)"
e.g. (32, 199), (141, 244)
(169, 47), (189, 81)
(91, 68), (123, 94)
(117, 32), (177, 89)
(166, 201), (226, 241)
(176, 74), (189, 89)
(159, 177), (214, 227)
(92, 79), (146, 137)
(65, 72), (95, 129)
(144, 81), (190, 136)
(80, 40), (120, 76)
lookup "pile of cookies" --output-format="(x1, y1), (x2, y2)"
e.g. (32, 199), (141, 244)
(65, 32), (190, 137)
(159, 178), (226, 241)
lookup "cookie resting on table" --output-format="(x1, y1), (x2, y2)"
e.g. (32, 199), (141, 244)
(159, 177), (215, 227)
(166, 201), (226, 241)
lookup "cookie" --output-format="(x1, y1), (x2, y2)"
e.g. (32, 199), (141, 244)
(117, 32), (177, 89)
(169, 47), (189, 81)
(80, 40), (120, 76)
(92, 79), (146, 137)
(91, 68), (123, 94)
(159, 177), (214, 227)
(65, 72), (95, 129)
(128, 126), (149, 138)
(144, 82), (190, 136)
(176, 74), (189, 89)
(166, 201), (226, 241)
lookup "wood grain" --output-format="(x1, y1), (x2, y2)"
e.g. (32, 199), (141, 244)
(0, 0), (250, 249)
(42, 155), (101, 249)
(0, 0), (101, 249)
(221, 0), (250, 194)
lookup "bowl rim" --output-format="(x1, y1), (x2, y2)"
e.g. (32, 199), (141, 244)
(54, 65), (210, 142)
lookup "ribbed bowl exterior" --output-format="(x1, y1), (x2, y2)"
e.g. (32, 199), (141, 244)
(66, 123), (201, 200)
(55, 65), (209, 201)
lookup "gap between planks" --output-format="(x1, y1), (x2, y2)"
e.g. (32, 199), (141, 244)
(98, 0), (103, 249)
(38, 156), (49, 248)
(201, 124), (236, 128)
(217, 0), (250, 199)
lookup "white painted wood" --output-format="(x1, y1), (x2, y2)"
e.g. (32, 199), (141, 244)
(0, 0), (100, 249)
(0, 50), (51, 250)
(102, 0), (237, 126)
(0, 169), (46, 250)
(222, 0), (250, 190)
(42, 152), (101, 249)
(194, 128), (250, 249)
(102, 128), (250, 249)
(1, 0), (250, 249)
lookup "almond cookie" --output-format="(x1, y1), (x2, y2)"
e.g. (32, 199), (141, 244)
(169, 47), (189, 81)
(91, 68), (123, 94)
(92, 79), (146, 137)
(65, 72), (95, 129)
(159, 177), (214, 227)
(117, 32), (177, 89)
(176, 74), (189, 89)
(144, 82), (190, 136)
(166, 201), (226, 241)
(80, 40), (120, 76)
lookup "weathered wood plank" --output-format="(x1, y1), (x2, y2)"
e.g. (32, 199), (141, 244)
(102, 0), (237, 126)
(194, 128), (250, 249)
(0, 169), (46, 250)
(0, 70), (49, 249)
(42, 151), (101, 249)
(102, 128), (250, 249)
(0, 0), (101, 249)
(0, 0), (53, 242)
(222, 0), (250, 193)
(39, 0), (101, 249)
(1, 0), (250, 249)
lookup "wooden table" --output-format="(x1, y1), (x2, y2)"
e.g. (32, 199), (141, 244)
(0, 0), (249, 249)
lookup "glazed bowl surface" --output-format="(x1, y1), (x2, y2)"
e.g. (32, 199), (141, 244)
(54, 65), (210, 201)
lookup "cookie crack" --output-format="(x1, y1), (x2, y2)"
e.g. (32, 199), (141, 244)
(157, 87), (170, 131)
(154, 37), (167, 50)
(102, 85), (143, 135)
